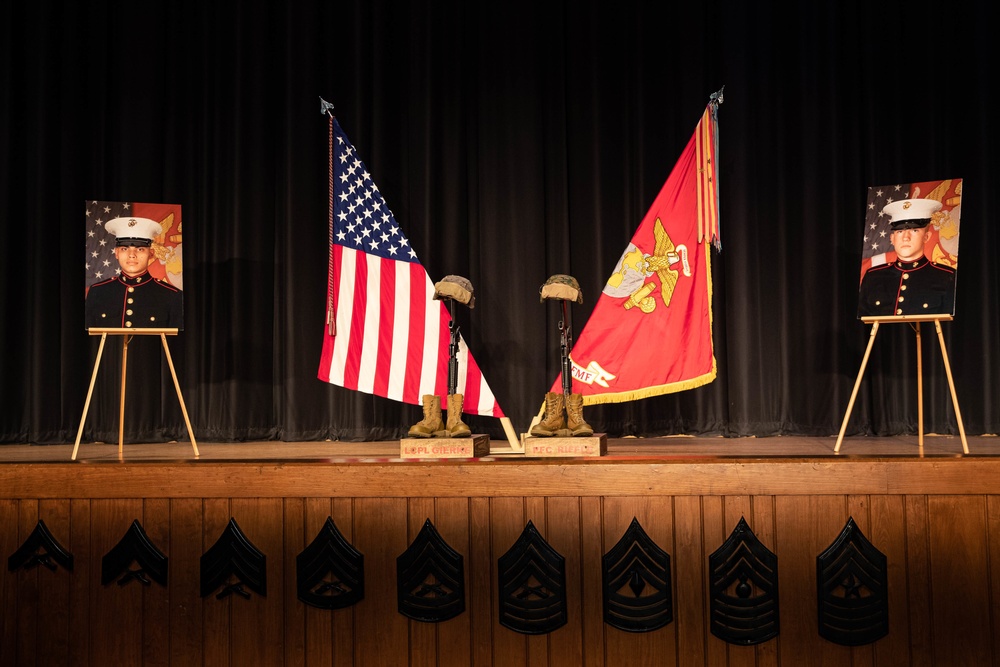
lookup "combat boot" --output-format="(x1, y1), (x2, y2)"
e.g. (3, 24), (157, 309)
(446, 393), (472, 438)
(529, 392), (566, 437)
(408, 394), (444, 437)
(565, 393), (594, 437)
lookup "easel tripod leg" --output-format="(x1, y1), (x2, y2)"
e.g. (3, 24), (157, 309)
(119, 335), (130, 460)
(72, 333), (108, 461)
(161, 334), (200, 457)
(836, 322), (880, 453)
(916, 323), (923, 450)
(934, 320), (970, 454)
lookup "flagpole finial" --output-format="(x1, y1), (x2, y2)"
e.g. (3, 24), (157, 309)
(319, 97), (335, 117)
(709, 86), (725, 107)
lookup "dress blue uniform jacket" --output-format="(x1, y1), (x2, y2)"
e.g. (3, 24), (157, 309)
(858, 257), (956, 317)
(85, 272), (183, 329)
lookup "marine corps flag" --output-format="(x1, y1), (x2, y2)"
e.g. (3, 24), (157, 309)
(317, 102), (505, 419)
(551, 92), (723, 404)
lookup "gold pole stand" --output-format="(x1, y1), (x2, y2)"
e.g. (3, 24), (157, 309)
(72, 328), (199, 461)
(835, 315), (968, 455)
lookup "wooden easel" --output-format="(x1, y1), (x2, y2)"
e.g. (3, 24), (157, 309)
(73, 328), (199, 461)
(835, 315), (968, 454)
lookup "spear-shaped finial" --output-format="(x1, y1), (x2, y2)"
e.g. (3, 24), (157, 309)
(709, 86), (725, 106)
(319, 97), (335, 117)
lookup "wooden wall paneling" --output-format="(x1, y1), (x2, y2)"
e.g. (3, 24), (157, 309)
(302, 497), (334, 667)
(8, 500), (39, 665)
(524, 496), (549, 666)
(282, 497), (306, 667)
(580, 496), (606, 667)
(0, 499), (19, 667)
(468, 496), (493, 667)
(774, 495), (851, 666)
(90, 498), (144, 667)
(68, 498), (92, 667)
(702, 495), (728, 665)
(434, 497), (474, 667)
(545, 496), (583, 667)
(491, 496), (526, 667)
(353, 497), (408, 666)
(868, 494), (912, 667)
(988, 496), (1000, 661)
(15, 500), (39, 667)
(844, 494), (876, 667)
(845, 495), (875, 667)
(36, 500), (72, 666)
(723, 495), (756, 667)
(749, 496), (778, 667)
(406, 496), (438, 667)
(926, 495), (991, 665)
(140, 498), (170, 667)
(331, 497), (356, 666)
(229, 498), (285, 667)
(601, 495), (677, 666)
(201, 498), (232, 666)
(903, 495), (935, 667)
(673, 495), (707, 665)
(168, 497), (204, 666)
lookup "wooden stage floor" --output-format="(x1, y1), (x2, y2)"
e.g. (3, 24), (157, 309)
(1, 433), (995, 463)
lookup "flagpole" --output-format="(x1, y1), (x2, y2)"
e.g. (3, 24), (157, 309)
(320, 97), (336, 336)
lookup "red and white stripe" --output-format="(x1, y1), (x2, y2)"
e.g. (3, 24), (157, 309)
(318, 245), (503, 418)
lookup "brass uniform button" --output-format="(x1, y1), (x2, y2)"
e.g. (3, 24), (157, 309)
(125, 322), (133, 327)
(126, 309), (133, 315)
(895, 309), (903, 315)
(128, 287), (135, 293)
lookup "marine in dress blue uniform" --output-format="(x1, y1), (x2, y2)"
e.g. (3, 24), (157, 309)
(858, 198), (956, 317)
(85, 217), (183, 329)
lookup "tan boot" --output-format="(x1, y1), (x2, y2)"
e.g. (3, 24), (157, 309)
(529, 392), (566, 437)
(565, 393), (594, 437)
(408, 394), (444, 438)
(446, 394), (472, 438)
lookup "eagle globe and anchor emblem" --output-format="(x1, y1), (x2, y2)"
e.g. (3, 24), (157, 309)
(605, 217), (691, 312)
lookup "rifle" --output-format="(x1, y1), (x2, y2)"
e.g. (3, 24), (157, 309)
(559, 301), (573, 397)
(448, 319), (460, 396)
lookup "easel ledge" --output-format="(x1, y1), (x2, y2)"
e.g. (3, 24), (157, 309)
(836, 314), (968, 454)
(73, 327), (199, 461)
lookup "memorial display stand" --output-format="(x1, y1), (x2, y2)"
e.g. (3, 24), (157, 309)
(835, 315), (968, 454)
(73, 328), (199, 461)
(520, 275), (605, 458)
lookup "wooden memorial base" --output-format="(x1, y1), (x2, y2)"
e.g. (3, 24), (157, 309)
(400, 434), (490, 459)
(523, 433), (607, 457)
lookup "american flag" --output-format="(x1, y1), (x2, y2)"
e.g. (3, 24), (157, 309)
(859, 183), (911, 279)
(317, 117), (504, 418)
(85, 200), (135, 292)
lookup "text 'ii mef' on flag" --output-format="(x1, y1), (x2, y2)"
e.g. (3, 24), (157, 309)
(551, 98), (722, 404)
(317, 115), (504, 418)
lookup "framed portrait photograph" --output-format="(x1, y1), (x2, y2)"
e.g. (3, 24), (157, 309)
(857, 179), (961, 318)
(84, 200), (185, 330)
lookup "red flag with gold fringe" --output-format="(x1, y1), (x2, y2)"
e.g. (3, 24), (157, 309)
(551, 94), (723, 404)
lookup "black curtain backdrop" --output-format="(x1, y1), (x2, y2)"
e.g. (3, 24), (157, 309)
(2, 0), (997, 444)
